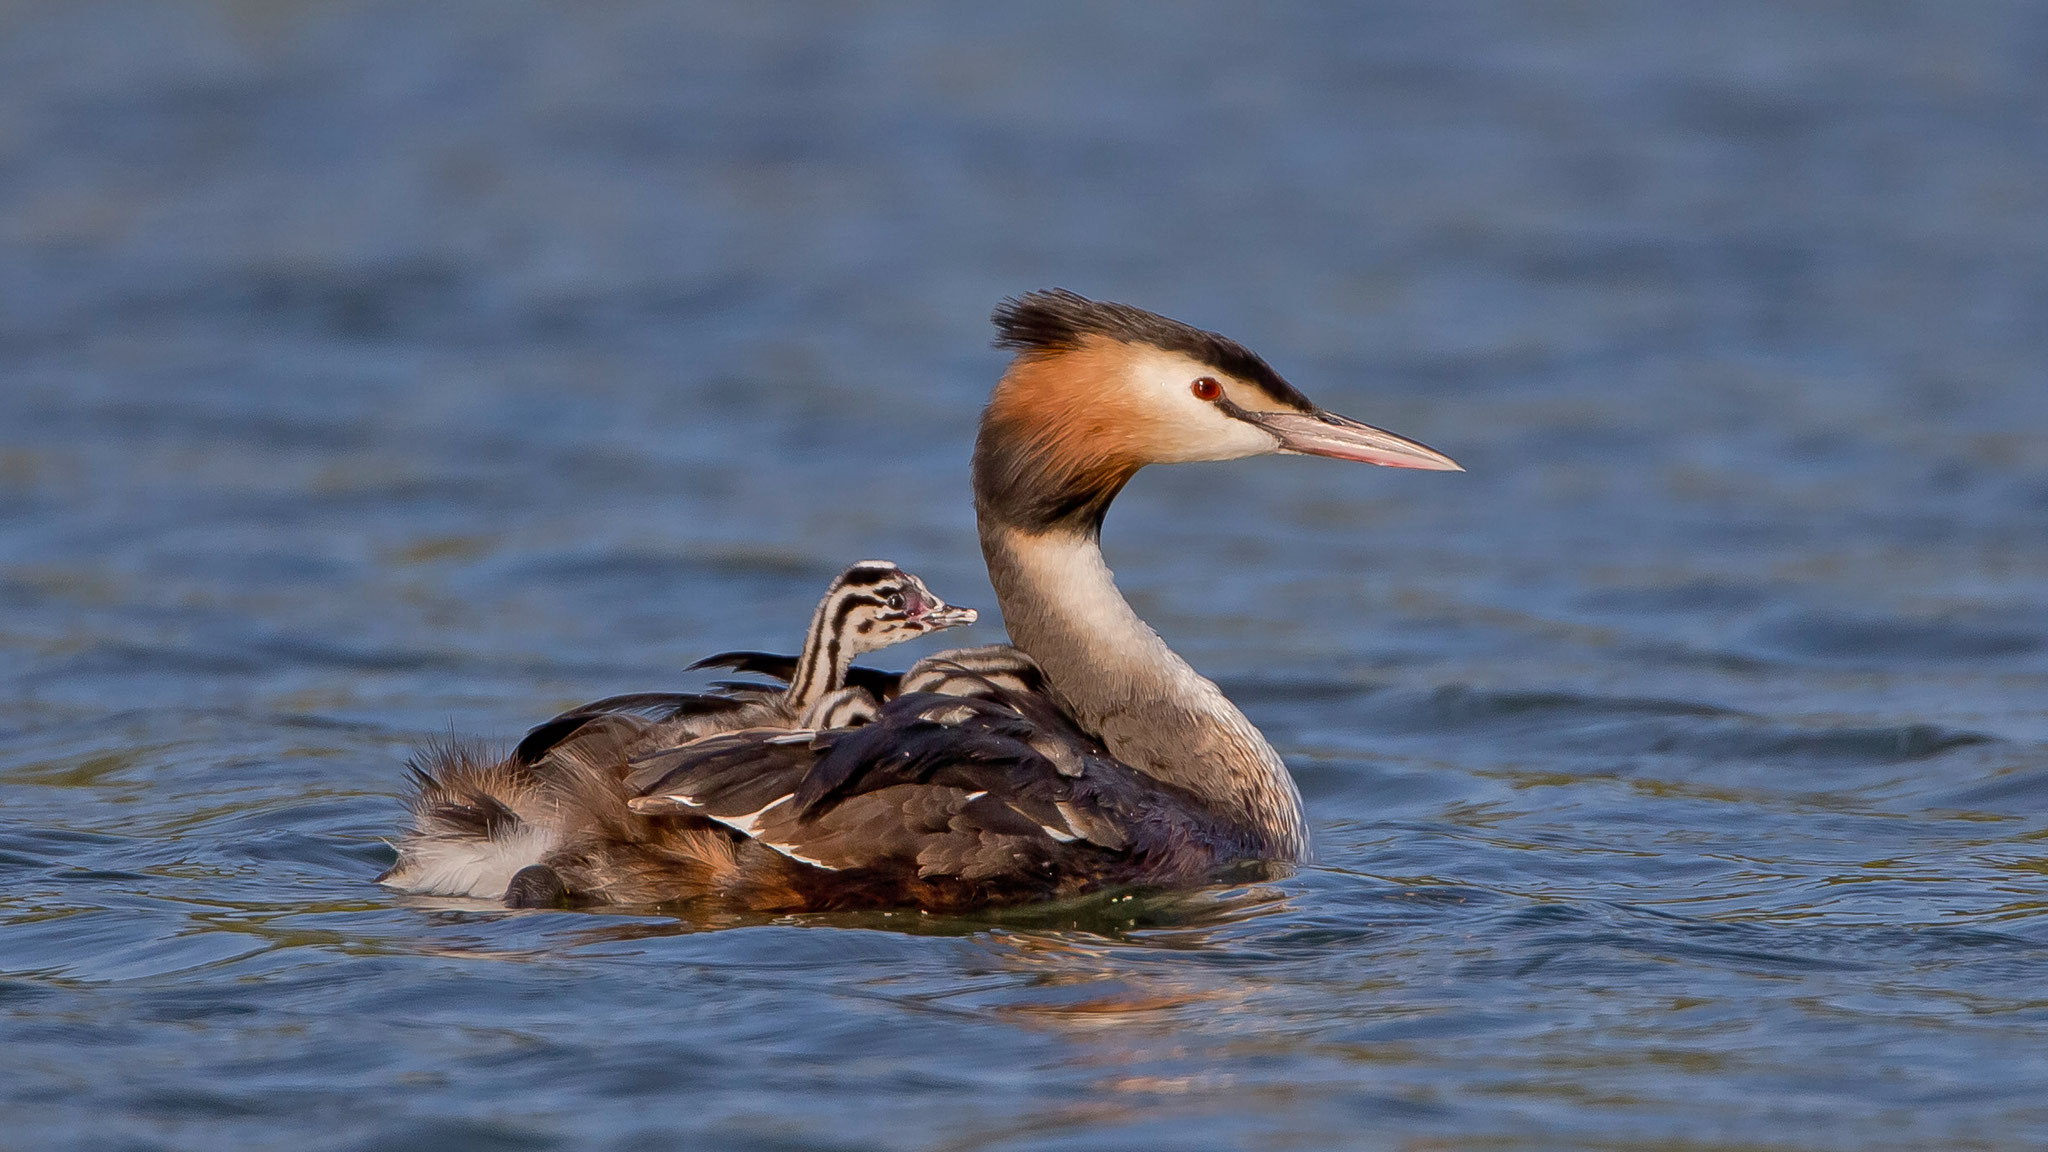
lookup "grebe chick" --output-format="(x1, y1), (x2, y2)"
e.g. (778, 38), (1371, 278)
(379, 560), (972, 903)
(503, 559), (973, 766)
(386, 289), (1459, 912)
(698, 559), (975, 728)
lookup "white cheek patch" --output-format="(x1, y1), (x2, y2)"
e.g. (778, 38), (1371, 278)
(1188, 407), (1282, 462)
(1125, 349), (1282, 463)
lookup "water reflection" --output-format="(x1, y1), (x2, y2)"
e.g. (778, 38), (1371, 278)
(522, 882), (1294, 951)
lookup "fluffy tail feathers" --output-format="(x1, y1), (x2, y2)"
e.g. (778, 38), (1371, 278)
(379, 740), (560, 900)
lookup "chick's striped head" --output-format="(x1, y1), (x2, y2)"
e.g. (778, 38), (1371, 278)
(823, 560), (977, 655)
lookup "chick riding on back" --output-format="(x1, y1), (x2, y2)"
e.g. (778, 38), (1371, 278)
(379, 560), (973, 903)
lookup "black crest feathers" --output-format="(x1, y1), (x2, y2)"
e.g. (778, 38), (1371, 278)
(991, 289), (1312, 410)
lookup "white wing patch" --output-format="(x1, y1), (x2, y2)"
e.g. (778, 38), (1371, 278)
(765, 846), (841, 871)
(1035, 820), (1078, 843)
(647, 793), (844, 872)
(700, 795), (790, 838)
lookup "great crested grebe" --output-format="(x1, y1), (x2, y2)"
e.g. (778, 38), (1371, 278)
(384, 289), (1459, 911)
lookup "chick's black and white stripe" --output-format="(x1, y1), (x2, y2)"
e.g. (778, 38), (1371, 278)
(783, 560), (915, 713)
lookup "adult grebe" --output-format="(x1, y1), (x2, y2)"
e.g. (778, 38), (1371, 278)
(384, 290), (1459, 910)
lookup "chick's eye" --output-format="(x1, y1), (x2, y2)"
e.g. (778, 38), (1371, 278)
(884, 593), (905, 611)
(1191, 377), (1222, 401)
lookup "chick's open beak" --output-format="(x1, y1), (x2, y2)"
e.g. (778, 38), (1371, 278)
(916, 603), (978, 630)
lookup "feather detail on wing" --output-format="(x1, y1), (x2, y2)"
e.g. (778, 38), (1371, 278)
(622, 667), (1242, 891)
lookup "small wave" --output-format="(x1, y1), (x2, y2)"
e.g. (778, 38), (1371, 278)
(1341, 684), (1993, 765)
(1761, 610), (2045, 663)
(1577, 581), (1770, 613)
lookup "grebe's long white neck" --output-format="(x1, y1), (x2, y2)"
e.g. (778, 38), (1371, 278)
(980, 520), (1309, 858)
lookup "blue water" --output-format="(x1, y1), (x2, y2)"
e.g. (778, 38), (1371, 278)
(4, 3), (2048, 1148)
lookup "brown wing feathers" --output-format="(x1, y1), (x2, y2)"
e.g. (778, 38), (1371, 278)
(623, 674), (1240, 899)
(394, 639), (1241, 909)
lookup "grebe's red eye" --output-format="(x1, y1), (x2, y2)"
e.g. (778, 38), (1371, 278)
(1191, 377), (1222, 401)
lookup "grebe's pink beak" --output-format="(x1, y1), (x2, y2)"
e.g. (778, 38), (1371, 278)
(1255, 409), (1463, 471)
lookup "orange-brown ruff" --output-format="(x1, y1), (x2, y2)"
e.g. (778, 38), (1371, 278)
(980, 340), (1154, 511)
(384, 289), (1461, 911)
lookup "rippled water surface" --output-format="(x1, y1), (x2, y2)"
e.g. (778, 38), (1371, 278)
(5, 3), (2048, 1149)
